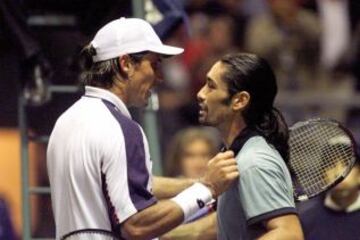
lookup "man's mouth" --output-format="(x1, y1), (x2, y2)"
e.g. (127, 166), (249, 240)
(146, 89), (155, 99)
(198, 104), (207, 116)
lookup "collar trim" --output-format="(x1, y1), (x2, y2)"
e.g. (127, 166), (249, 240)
(84, 86), (131, 119)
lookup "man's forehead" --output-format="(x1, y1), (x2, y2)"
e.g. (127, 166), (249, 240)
(207, 61), (226, 81)
(145, 52), (165, 61)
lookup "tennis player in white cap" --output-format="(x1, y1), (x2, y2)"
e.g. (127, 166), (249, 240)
(47, 17), (239, 240)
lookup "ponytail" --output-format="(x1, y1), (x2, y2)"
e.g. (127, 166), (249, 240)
(253, 108), (289, 163)
(79, 44), (118, 89)
(79, 44), (97, 72)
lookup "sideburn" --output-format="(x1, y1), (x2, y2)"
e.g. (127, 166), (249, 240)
(113, 59), (128, 79)
(220, 95), (233, 106)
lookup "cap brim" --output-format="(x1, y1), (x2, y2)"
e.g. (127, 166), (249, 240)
(148, 44), (184, 56)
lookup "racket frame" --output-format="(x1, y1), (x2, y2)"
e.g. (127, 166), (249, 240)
(289, 118), (358, 201)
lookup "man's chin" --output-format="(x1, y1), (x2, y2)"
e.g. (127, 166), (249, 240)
(132, 100), (149, 108)
(144, 100), (149, 107)
(198, 117), (204, 124)
(198, 117), (211, 126)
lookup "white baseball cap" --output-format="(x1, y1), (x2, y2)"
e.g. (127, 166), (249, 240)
(91, 17), (184, 62)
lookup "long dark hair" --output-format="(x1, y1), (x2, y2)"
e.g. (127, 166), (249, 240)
(220, 53), (289, 162)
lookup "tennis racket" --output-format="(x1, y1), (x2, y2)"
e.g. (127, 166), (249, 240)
(61, 229), (120, 240)
(288, 118), (357, 201)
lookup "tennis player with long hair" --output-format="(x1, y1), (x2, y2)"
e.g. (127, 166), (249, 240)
(47, 18), (239, 240)
(197, 53), (304, 239)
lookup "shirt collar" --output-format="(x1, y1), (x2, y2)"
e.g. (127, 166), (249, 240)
(324, 191), (360, 213)
(84, 86), (132, 119)
(221, 127), (260, 154)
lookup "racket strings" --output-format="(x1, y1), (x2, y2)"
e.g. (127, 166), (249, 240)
(291, 125), (346, 183)
(289, 122), (354, 198)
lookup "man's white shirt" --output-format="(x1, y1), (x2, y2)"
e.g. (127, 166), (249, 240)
(47, 86), (156, 239)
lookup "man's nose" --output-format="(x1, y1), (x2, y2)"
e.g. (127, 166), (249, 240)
(155, 68), (164, 85)
(197, 86), (205, 102)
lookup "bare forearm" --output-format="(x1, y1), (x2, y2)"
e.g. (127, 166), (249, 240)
(122, 152), (238, 239)
(153, 176), (195, 199)
(122, 200), (184, 240)
(257, 214), (304, 240)
(257, 229), (303, 240)
(161, 212), (217, 240)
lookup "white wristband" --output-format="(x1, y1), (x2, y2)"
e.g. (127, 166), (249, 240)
(170, 182), (213, 222)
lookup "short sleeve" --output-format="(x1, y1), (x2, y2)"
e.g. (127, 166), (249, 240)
(238, 166), (297, 225)
(100, 101), (157, 225)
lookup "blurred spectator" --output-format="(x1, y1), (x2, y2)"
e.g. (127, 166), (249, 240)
(161, 127), (219, 240)
(147, 0), (190, 41)
(317, 0), (352, 72)
(244, 0), (357, 123)
(302, 0), (360, 33)
(186, 0), (249, 49)
(305, 0), (359, 92)
(164, 127), (219, 178)
(245, 0), (321, 90)
(302, 0), (360, 134)
(185, 15), (238, 96)
(297, 157), (360, 240)
(0, 197), (17, 240)
(242, 0), (269, 17)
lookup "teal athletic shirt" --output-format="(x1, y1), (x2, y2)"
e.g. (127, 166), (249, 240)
(217, 129), (297, 240)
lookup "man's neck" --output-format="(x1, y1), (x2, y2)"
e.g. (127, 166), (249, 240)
(109, 79), (129, 106)
(220, 116), (246, 149)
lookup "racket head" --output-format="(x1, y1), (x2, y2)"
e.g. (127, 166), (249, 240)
(60, 229), (120, 240)
(288, 118), (357, 201)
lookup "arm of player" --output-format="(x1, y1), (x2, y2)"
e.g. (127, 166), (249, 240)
(153, 176), (196, 199)
(256, 214), (304, 240)
(160, 212), (217, 240)
(121, 199), (185, 240)
(121, 151), (238, 240)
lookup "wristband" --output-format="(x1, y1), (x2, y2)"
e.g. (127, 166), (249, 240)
(185, 199), (217, 223)
(170, 182), (213, 222)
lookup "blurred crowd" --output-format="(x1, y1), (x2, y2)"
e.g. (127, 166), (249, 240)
(158, 0), (360, 151)
(1, 0), (360, 239)
(1, 0), (360, 148)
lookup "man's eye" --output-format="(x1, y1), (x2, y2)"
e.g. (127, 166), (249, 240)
(207, 82), (215, 89)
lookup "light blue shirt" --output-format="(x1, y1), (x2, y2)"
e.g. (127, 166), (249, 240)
(217, 136), (297, 240)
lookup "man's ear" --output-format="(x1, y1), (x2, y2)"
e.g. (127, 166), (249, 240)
(231, 91), (250, 111)
(119, 55), (135, 78)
